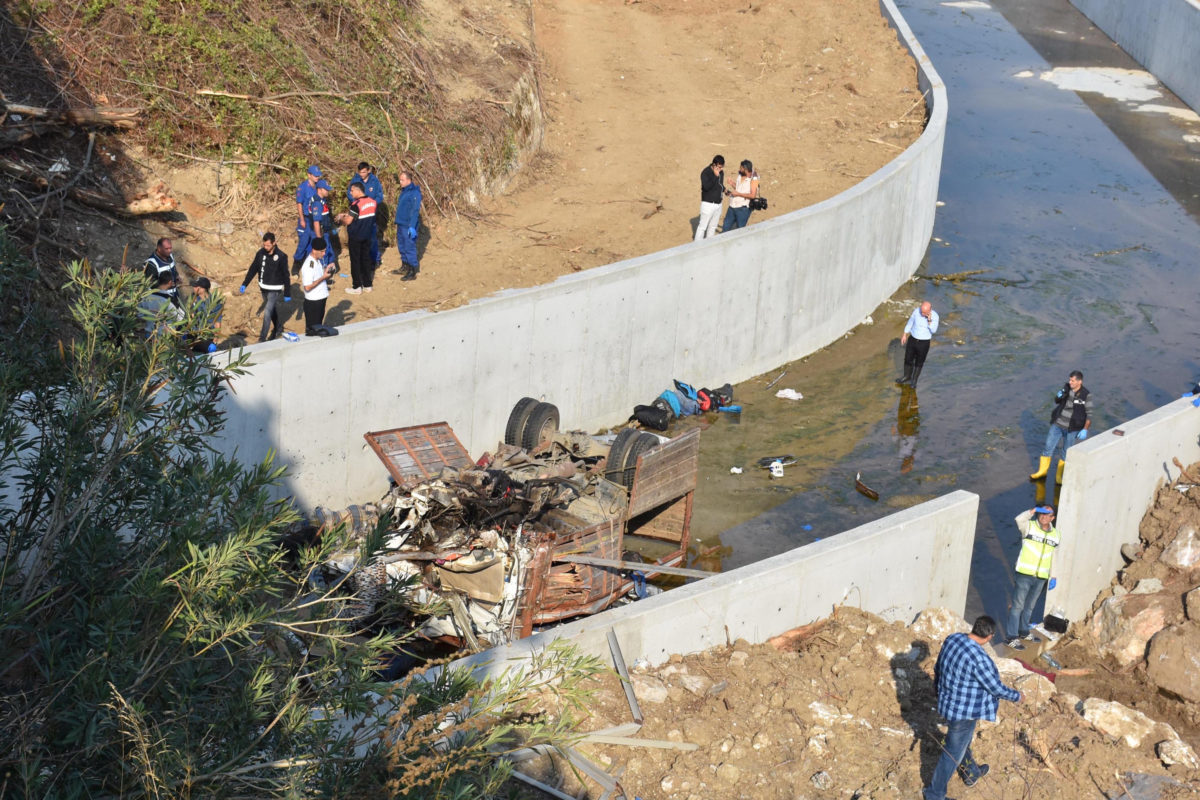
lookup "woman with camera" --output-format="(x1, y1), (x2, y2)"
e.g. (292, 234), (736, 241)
(722, 159), (761, 232)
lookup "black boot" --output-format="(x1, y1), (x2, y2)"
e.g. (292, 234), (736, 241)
(896, 363), (913, 386)
(909, 365), (923, 386)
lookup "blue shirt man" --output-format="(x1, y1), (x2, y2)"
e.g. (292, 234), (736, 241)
(348, 162), (385, 267)
(293, 165), (322, 268)
(306, 181), (336, 267)
(897, 300), (939, 386)
(924, 616), (1021, 800)
(394, 170), (423, 281)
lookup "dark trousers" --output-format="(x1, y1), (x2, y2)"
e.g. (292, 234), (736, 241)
(259, 289), (284, 341)
(304, 297), (327, 334)
(347, 238), (373, 289)
(904, 337), (931, 369)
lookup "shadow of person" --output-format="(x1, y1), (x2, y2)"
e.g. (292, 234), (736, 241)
(889, 641), (939, 786)
(324, 299), (354, 327)
(689, 215), (701, 239)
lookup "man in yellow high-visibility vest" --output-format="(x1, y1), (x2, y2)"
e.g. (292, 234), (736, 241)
(1005, 505), (1059, 650)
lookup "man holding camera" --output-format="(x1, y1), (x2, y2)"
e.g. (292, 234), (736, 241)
(300, 238), (336, 337)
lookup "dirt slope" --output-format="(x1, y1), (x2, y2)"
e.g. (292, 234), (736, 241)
(132, 0), (924, 340)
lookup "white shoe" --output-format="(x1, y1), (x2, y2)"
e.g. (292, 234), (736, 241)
(345, 287), (362, 295)
(364, 287), (373, 293)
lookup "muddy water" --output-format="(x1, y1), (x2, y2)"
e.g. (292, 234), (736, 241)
(684, 0), (1200, 623)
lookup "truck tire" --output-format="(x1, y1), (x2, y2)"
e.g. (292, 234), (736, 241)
(619, 432), (660, 488)
(505, 397), (540, 446)
(605, 428), (639, 483)
(520, 402), (560, 451)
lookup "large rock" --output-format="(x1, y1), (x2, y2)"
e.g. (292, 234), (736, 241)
(1157, 737), (1200, 769)
(1161, 523), (1200, 569)
(1145, 624), (1200, 703)
(1013, 671), (1056, 709)
(1090, 594), (1168, 666)
(1080, 698), (1158, 748)
(630, 675), (669, 704)
(909, 608), (969, 643)
(1186, 587), (1200, 621)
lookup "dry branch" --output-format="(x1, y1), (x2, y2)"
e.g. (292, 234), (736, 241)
(0, 159), (178, 217)
(196, 89), (390, 106)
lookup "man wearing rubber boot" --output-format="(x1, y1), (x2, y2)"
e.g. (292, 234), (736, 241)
(1004, 505), (1059, 650)
(923, 615), (1021, 800)
(896, 301), (938, 386)
(1030, 370), (1092, 482)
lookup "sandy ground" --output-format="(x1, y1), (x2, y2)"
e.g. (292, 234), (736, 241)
(516, 605), (1198, 800)
(126, 0), (924, 342)
(506, 462), (1200, 800)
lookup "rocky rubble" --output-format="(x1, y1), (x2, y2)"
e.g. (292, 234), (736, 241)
(520, 607), (1197, 800)
(1061, 461), (1200, 726)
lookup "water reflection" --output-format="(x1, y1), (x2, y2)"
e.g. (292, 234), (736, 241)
(895, 385), (921, 474)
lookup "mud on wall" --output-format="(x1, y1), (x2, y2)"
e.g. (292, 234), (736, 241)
(1069, 0), (1200, 113)
(214, 0), (947, 511)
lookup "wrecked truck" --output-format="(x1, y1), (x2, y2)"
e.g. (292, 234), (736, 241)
(313, 399), (701, 650)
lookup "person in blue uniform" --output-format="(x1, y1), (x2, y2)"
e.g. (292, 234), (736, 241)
(307, 180), (337, 269)
(394, 170), (423, 281)
(293, 165), (322, 272)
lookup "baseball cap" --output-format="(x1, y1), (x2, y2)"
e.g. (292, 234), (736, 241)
(316, 179), (332, 191)
(1034, 505), (1055, 515)
(190, 276), (211, 290)
(307, 165), (323, 177)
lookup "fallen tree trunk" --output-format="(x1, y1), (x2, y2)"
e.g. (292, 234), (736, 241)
(0, 159), (178, 217)
(0, 100), (141, 128)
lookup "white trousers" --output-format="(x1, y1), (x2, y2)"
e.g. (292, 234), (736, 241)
(695, 201), (722, 240)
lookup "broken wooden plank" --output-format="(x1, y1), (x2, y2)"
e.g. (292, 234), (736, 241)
(554, 553), (714, 579)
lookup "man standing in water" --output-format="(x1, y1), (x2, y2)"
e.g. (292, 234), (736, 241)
(1030, 370), (1092, 483)
(896, 300), (939, 386)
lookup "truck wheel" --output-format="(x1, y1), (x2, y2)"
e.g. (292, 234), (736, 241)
(605, 428), (639, 483)
(620, 432), (660, 488)
(520, 402), (560, 450)
(505, 397), (539, 446)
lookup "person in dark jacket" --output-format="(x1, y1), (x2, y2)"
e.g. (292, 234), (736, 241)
(348, 162), (385, 269)
(394, 170), (423, 281)
(143, 237), (180, 296)
(694, 154), (725, 241)
(1029, 370), (1093, 483)
(240, 232), (290, 342)
(338, 182), (378, 294)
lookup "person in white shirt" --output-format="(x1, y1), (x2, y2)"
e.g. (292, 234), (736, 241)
(300, 238), (335, 336)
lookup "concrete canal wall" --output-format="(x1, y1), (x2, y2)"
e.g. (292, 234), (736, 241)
(1049, 396), (1200, 621)
(456, 491), (979, 676)
(214, 0), (947, 510)
(1070, 0), (1200, 112)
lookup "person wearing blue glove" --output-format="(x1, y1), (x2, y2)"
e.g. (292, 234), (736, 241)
(1030, 370), (1093, 483)
(394, 169), (423, 282)
(241, 232), (290, 342)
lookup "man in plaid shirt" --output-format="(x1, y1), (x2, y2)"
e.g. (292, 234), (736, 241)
(923, 616), (1022, 800)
